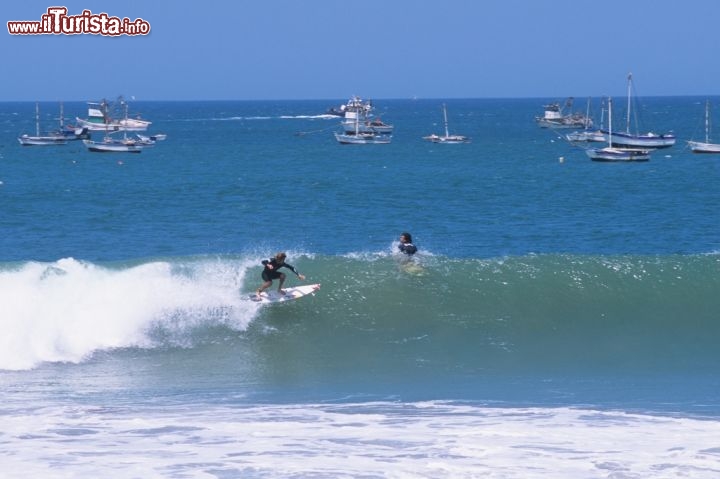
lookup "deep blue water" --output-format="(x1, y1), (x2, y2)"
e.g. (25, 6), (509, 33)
(2, 97), (718, 263)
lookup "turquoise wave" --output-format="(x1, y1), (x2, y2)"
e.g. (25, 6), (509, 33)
(251, 253), (720, 376)
(1, 253), (717, 376)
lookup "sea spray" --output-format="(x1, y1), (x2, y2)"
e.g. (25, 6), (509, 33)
(0, 256), (258, 370)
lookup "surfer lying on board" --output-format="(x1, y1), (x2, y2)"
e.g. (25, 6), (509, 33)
(398, 232), (418, 255)
(256, 252), (305, 297)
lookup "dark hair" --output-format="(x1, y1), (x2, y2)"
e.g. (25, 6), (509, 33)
(275, 252), (287, 260)
(400, 232), (412, 242)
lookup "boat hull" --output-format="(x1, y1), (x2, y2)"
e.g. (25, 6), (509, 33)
(423, 134), (470, 144)
(18, 135), (67, 146)
(566, 130), (605, 143)
(585, 147), (650, 162)
(334, 132), (391, 144)
(341, 119), (393, 134)
(76, 117), (151, 132)
(536, 118), (589, 129)
(83, 139), (144, 153)
(687, 140), (720, 153)
(602, 131), (676, 149)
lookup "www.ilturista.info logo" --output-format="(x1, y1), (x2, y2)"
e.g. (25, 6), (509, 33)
(7, 7), (150, 36)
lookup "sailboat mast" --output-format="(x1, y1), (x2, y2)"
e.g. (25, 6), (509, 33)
(705, 100), (710, 144)
(626, 72), (632, 134)
(608, 97), (613, 148)
(35, 102), (40, 137)
(584, 97), (591, 129)
(443, 103), (449, 137)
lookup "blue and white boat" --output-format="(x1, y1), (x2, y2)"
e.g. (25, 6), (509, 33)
(601, 74), (675, 149)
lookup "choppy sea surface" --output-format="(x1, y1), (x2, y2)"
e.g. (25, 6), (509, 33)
(1, 98), (719, 477)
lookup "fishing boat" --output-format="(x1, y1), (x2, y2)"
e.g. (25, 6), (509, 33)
(17, 103), (67, 146)
(325, 96), (371, 117)
(585, 97), (650, 162)
(601, 73), (675, 149)
(536, 97), (592, 129)
(76, 97), (151, 132)
(687, 100), (720, 154)
(423, 103), (470, 143)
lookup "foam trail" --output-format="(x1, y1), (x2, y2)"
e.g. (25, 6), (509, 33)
(0, 257), (257, 370)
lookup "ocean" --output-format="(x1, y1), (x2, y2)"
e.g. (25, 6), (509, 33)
(1, 97), (719, 478)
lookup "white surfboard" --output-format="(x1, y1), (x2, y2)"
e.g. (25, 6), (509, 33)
(401, 261), (426, 276)
(250, 284), (321, 303)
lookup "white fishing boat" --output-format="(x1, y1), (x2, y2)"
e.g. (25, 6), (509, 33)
(601, 73), (675, 149)
(536, 97), (592, 129)
(326, 96), (372, 117)
(17, 103), (67, 146)
(76, 97), (151, 131)
(423, 103), (470, 143)
(585, 97), (650, 162)
(687, 100), (720, 154)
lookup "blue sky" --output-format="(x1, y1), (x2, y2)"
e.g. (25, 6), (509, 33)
(3, 0), (719, 101)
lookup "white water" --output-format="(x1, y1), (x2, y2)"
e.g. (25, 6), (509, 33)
(1, 401), (719, 478)
(0, 257), (258, 370)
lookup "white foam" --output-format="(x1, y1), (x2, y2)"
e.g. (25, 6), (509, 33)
(0, 257), (259, 370)
(1, 402), (719, 478)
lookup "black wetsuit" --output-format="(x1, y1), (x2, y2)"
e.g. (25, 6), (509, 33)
(398, 242), (417, 255)
(261, 258), (300, 281)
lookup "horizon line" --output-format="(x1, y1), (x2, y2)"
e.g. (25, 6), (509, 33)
(2, 94), (720, 103)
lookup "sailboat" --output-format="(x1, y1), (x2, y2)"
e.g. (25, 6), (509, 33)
(423, 103), (470, 143)
(687, 100), (720, 154)
(17, 103), (67, 146)
(585, 97), (650, 162)
(602, 73), (675, 149)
